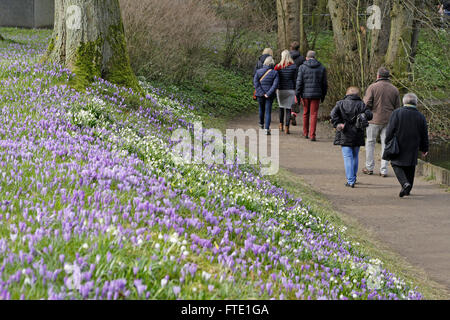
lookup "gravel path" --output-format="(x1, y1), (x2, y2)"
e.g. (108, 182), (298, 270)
(228, 111), (450, 292)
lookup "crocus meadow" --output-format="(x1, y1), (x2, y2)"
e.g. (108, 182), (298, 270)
(0, 29), (422, 300)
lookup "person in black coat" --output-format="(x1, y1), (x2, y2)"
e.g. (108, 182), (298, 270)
(253, 48), (273, 76)
(296, 51), (328, 141)
(331, 87), (373, 188)
(384, 93), (429, 197)
(289, 41), (305, 70)
(254, 56), (279, 135)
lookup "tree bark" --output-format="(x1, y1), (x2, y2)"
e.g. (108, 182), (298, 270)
(368, 0), (391, 75)
(277, 0), (300, 51)
(408, 0), (425, 79)
(299, 0), (309, 54)
(385, 0), (413, 78)
(327, 0), (358, 60)
(44, 0), (138, 91)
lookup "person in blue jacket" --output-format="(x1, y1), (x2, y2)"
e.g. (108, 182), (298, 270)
(254, 56), (279, 135)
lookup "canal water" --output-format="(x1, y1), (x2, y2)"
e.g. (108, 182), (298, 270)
(425, 141), (450, 170)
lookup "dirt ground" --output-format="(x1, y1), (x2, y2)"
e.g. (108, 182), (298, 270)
(228, 111), (450, 293)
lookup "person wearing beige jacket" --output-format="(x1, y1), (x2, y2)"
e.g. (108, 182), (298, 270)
(363, 67), (401, 177)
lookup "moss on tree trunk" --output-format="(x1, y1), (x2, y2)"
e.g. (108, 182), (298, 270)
(44, 0), (140, 93)
(385, 0), (413, 78)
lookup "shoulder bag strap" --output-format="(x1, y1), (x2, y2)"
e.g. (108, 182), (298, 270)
(259, 69), (272, 83)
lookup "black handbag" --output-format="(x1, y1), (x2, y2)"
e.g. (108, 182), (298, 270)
(291, 101), (300, 114)
(383, 136), (400, 161)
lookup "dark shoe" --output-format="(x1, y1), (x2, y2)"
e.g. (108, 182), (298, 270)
(345, 183), (355, 188)
(265, 129), (271, 136)
(259, 123), (264, 129)
(379, 173), (388, 178)
(311, 137), (317, 142)
(399, 183), (412, 198)
(363, 168), (373, 175)
(304, 135), (309, 139)
(285, 126), (290, 135)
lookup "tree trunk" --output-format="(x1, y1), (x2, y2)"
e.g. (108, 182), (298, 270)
(408, 0), (425, 79)
(44, 0), (139, 91)
(385, 0), (413, 78)
(327, 0), (358, 60)
(299, 0), (309, 54)
(368, 0), (391, 75)
(277, 0), (300, 52)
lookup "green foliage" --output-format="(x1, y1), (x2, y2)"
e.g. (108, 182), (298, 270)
(150, 63), (256, 122)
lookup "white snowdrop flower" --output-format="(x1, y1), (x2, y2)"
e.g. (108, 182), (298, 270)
(193, 287), (197, 292)
(183, 251), (189, 257)
(155, 243), (160, 250)
(24, 277), (31, 286)
(170, 256), (175, 261)
(64, 264), (74, 274)
(161, 278), (168, 287)
(169, 233), (179, 244)
(180, 246), (186, 252)
(81, 243), (89, 250)
(182, 240), (187, 245)
(202, 271), (211, 281)
(352, 293), (358, 299)
(10, 233), (18, 242)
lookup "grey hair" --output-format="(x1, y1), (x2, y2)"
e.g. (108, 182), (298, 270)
(377, 67), (390, 78)
(263, 56), (275, 67)
(403, 93), (418, 106)
(306, 50), (316, 59)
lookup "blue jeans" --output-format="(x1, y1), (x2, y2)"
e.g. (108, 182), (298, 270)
(342, 146), (360, 185)
(258, 96), (274, 130)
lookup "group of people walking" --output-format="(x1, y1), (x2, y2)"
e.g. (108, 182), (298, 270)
(253, 42), (327, 141)
(253, 45), (429, 198)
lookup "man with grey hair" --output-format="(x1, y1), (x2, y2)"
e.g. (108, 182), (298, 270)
(384, 93), (429, 198)
(296, 50), (328, 141)
(363, 67), (401, 177)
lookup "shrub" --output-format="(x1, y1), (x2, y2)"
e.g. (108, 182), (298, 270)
(120, 0), (218, 82)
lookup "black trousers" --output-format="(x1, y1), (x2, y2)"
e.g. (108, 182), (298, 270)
(279, 108), (291, 127)
(392, 165), (416, 189)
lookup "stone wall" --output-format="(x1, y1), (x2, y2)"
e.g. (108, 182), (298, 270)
(0, 0), (54, 28)
(417, 160), (450, 186)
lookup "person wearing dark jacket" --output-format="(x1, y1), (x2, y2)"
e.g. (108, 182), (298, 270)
(331, 87), (373, 188)
(254, 56), (279, 135)
(289, 41), (305, 70)
(384, 93), (429, 198)
(253, 48), (273, 76)
(275, 50), (297, 134)
(289, 42), (305, 126)
(296, 51), (328, 141)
